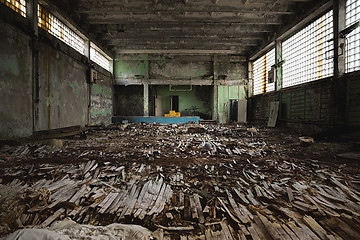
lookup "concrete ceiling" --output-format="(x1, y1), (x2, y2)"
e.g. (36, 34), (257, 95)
(48, 0), (324, 56)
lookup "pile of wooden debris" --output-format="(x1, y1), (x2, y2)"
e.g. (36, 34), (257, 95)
(0, 123), (359, 239)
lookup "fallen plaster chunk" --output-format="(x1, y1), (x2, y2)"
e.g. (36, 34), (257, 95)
(3, 219), (154, 240)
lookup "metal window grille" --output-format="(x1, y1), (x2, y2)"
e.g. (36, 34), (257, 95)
(0, 0), (26, 17)
(90, 43), (112, 72)
(38, 4), (86, 55)
(346, 0), (360, 73)
(282, 11), (334, 88)
(253, 48), (275, 95)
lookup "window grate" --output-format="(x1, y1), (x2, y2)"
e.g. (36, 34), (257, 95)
(282, 11), (334, 88)
(346, 0), (360, 73)
(1, 0), (26, 17)
(38, 4), (86, 56)
(253, 48), (275, 95)
(90, 44), (112, 72)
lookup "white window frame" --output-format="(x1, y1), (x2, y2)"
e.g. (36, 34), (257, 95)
(345, 0), (360, 73)
(90, 42), (113, 73)
(282, 10), (334, 88)
(253, 48), (275, 95)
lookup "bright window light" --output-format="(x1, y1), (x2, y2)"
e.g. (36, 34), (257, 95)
(90, 43), (112, 73)
(253, 48), (275, 95)
(282, 11), (334, 88)
(38, 4), (86, 56)
(346, 0), (360, 73)
(0, 0), (26, 17)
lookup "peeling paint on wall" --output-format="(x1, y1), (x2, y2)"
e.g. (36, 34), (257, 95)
(92, 84), (112, 97)
(90, 81), (113, 125)
(69, 81), (81, 95)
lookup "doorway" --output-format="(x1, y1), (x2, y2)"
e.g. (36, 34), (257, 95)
(230, 100), (238, 121)
(170, 95), (179, 112)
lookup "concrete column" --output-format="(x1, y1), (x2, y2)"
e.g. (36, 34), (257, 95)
(213, 54), (218, 120)
(85, 40), (91, 60)
(143, 83), (149, 117)
(275, 40), (283, 91)
(27, 0), (38, 36)
(333, 0), (347, 124)
(213, 85), (218, 120)
(334, 0), (346, 78)
(28, 0), (39, 132)
(247, 61), (253, 98)
(86, 41), (91, 125)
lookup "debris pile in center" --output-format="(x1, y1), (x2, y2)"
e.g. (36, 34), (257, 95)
(0, 123), (359, 239)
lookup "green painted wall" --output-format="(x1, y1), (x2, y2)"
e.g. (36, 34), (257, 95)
(90, 80), (113, 125)
(217, 85), (246, 122)
(114, 54), (149, 79)
(153, 85), (212, 119)
(114, 54), (213, 81)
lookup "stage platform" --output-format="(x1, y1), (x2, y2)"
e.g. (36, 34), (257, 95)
(112, 116), (200, 124)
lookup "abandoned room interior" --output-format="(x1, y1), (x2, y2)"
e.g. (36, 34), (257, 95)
(0, 0), (360, 239)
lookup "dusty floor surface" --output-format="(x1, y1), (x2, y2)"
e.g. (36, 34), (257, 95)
(0, 123), (359, 239)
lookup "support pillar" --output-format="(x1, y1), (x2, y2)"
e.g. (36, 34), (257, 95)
(333, 0), (347, 125)
(334, 0), (346, 78)
(28, 0), (39, 132)
(143, 83), (149, 117)
(213, 54), (218, 120)
(248, 61), (253, 98)
(275, 40), (283, 91)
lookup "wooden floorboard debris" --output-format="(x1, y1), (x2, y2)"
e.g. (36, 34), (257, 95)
(193, 194), (204, 224)
(287, 187), (294, 202)
(217, 197), (240, 224)
(155, 224), (194, 231)
(40, 209), (65, 228)
(189, 194), (199, 220)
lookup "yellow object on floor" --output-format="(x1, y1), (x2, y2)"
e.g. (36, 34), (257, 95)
(164, 111), (181, 117)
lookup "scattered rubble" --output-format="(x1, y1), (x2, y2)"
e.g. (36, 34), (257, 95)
(0, 123), (359, 239)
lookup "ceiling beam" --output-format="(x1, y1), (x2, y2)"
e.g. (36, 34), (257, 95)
(107, 39), (258, 46)
(78, 7), (294, 15)
(84, 15), (283, 25)
(113, 49), (247, 54)
(99, 33), (265, 40)
(90, 23), (274, 33)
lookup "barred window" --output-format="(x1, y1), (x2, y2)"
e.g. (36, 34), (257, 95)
(90, 43), (112, 73)
(0, 0), (26, 17)
(346, 0), (360, 73)
(253, 48), (275, 95)
(38, 4), (86, 55)
(282, 11), (334, 88)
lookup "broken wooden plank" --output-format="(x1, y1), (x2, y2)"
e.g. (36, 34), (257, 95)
(217, 197), (240, 224)
(40, 209), (65, 228)
(331, 177), (360, 202)
(220, 221), (234, 240)
(302, 215), (331, 240)
(99, 192), (119, 214)
(155, 224), (194, 231)
(193, 194), (204, 224)
(32, 125), (82, 140)
(287, 187), (294, 202)
(233, 188), (249, 205)
(189, 194), (199, 220)
(226, 190), (251, 224)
